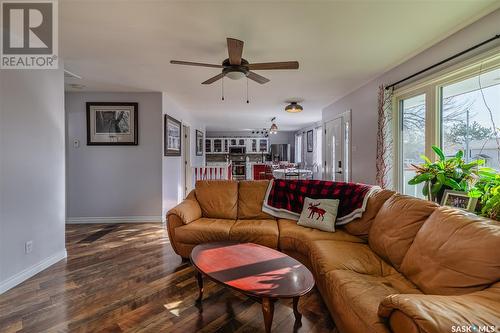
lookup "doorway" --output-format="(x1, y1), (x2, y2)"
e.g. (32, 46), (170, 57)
(324, 110), (351, 182)
(182, 125), (191, 198)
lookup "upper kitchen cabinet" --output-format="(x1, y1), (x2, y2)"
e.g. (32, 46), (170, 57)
(259, 138), (269, 153)
(213, 139), (223, 153)
(205, 137), (269, 154)
(205, 139), (212, 153)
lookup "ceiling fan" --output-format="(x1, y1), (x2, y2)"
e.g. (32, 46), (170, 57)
(170, 38), (299, 85)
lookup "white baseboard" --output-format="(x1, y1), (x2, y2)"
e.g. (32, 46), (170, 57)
(0, 249), (67, 295)
(66, 216), (163, 224)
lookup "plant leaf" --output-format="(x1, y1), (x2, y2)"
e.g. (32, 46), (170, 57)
(432, 145), (445, 161)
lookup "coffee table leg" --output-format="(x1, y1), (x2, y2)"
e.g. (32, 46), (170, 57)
(262, 298), (274, 333)
(195, 270), (203, 303)
(293, 296), (302, 322)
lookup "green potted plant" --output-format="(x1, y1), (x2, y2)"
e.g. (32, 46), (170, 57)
(468, 168), (500, 221)
(408, 145), (483, 202)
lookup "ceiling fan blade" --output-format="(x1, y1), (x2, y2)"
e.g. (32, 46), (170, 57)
(247, 71), (270, 84)
(247, 61), (299, 70)
(227, 38), (244, 65)
(202, 72), (225, 84)
(170, 60), (223, 68)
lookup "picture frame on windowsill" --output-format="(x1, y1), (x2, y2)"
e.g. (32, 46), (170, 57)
(441, 190), (478, 212)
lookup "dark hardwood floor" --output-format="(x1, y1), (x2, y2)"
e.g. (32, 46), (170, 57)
(0, 223), (336, 333)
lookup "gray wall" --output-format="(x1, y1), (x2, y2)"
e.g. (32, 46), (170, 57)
(65, 92), (163, 220)
(162, 93), (205, 216)
(0, 67), (66, 293)
(322, 9), (500, 185)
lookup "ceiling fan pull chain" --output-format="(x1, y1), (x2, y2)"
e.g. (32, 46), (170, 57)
(246, 77), (249, 104)
(221, 77), (225, 101)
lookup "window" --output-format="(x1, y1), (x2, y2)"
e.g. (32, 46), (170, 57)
(400, 94), (426, 197)
(394, 50), (500, 194)
(441, 68), (500, 170)
(295, 134), (302, 163)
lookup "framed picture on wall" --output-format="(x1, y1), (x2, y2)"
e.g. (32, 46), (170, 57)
(86, 102), (138, 145)
(164, 115), (181, 156)
(307, 130), (313, 152)
(196, 130), (204, 156)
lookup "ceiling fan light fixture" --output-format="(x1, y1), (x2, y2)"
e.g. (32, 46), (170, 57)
(285, 102), (303, 113)
(226, 71), (246, 80)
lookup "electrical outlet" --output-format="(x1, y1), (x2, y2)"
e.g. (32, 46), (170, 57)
(25, 241), (33, 254)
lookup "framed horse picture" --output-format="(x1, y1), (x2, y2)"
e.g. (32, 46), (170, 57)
(86, 102), (138, 145)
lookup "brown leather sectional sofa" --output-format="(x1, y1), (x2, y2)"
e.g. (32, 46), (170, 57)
(167, 180), (500, 333)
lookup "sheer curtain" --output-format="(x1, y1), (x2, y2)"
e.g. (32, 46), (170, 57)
(376, 85), (394, 188)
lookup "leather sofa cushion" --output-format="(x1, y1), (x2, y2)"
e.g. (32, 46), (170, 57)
(229, 219), (279, 249)
(379, 282), (500, 333)
(343, 189), (395, 240)
(322, 270), (421, 333)
(278, 219), (364, 256)
(369, 194), (437, 270)
(309, 240), (396, 279)
(195, 180), (238, 219)
(400, 207), (500, 295)
(237, 180), (274, 219)
(175, 218), (235, 244)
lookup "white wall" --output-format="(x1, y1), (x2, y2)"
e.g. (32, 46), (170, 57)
(296, 122), (323, 178)
(322, 9), (500, 185)
(162, 93), (205, 216)
(0, 67), (66, 293)
(65, 92), (163, 222)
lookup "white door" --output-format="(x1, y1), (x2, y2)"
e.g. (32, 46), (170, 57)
(324, 111), (351, 182)
(182, 125), (191, 197)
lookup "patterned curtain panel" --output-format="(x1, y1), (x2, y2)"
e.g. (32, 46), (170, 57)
(376, 85), (394, 189)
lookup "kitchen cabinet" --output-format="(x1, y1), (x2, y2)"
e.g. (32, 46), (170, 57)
(213, 139), (222, 153)
(205, 137), (269, 154)
(259, 139), (269, 152)
(205, 139), (212, 153)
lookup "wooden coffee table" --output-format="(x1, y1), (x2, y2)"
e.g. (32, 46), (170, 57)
(190, 242), (315, 332)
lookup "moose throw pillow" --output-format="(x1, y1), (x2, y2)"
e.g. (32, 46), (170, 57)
(297, 197), (339, 232)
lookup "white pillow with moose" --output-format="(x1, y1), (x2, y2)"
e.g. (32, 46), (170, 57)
(297, 197), (339, 232)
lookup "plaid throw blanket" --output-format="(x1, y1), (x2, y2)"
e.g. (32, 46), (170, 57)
(262, 179), (378, 225)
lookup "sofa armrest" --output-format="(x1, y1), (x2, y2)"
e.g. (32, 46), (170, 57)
(167, 197), (202, 225)
(378, 285), (500, 333)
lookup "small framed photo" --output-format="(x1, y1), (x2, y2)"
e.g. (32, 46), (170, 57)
(86, 102), (138, 145)
(307, 130), (313, 152)
(441, 190), (478, 212)
(164, 115), (181, 156)
(196, 130), (204, 156)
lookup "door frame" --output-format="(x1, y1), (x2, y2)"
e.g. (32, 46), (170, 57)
(323, 109), (352, 182)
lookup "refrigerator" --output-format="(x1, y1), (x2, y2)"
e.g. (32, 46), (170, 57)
(270, 144), (290, 162)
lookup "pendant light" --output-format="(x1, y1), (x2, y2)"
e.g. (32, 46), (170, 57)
(285, 102), (303, 113)
(269, 117), (278, 134)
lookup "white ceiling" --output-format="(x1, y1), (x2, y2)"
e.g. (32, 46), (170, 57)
(61, 0), (499, 131)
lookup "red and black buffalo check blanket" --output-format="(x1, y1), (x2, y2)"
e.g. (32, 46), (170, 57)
(262, 179), (378, 225)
